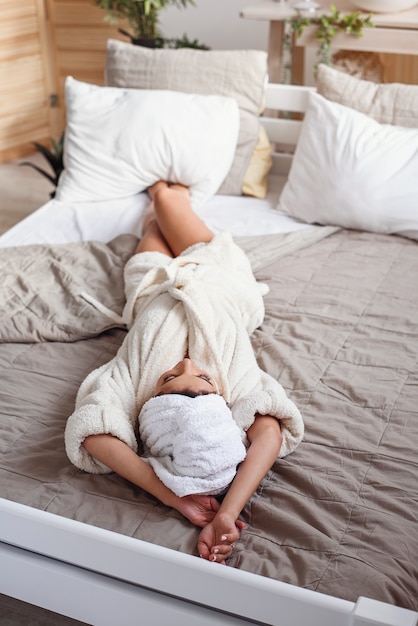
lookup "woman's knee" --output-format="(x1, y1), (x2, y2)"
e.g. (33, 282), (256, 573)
(154, 186), (174, 211)
(155, 186), (190, 217)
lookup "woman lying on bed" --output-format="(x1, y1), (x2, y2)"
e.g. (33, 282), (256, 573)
(65, 181), (303, 564)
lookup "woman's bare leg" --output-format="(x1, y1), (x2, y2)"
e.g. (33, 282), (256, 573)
(135, 219), (173, 256)
(134, 188), (174, 256)
(151, 182), (214, 257)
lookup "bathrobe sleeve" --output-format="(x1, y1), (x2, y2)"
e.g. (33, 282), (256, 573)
(232, 373), (304, 458)
(64, 343), (139, 473)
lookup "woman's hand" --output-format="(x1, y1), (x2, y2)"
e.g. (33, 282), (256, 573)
(175, 494), (221, 527)
(82, 436), (219, 526)
(196, 415), (282, 564)
(197, 512), (246, 564)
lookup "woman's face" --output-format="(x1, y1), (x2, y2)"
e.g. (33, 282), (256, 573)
(154, 358), (218, 397)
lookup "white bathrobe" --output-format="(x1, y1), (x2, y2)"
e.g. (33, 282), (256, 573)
(65, 232), (304, 476)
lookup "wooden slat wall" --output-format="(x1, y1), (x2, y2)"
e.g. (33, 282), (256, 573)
(0, 0), (54, 163)
(380, 53), (418, 84)
(46, 0), (127, 133)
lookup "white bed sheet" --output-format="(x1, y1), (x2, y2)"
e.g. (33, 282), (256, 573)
(0, 176), (310, 247)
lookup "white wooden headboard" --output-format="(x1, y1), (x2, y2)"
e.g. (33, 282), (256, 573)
(261, 83), (316, 176)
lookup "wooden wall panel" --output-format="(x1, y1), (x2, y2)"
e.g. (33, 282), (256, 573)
(380, 53), (418, 84)
(0, 0), (54, 163)
(46, 0), (127, 132)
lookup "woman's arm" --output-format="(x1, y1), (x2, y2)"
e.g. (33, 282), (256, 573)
(83, 414), (282, 564)
(83, 434), (221, 527)
(197, 414), (283, 561)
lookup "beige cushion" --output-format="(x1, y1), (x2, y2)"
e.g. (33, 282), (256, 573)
(105, 39), (271, 197)
(242, 125), (272, 198)
(316, 63), (418, 128)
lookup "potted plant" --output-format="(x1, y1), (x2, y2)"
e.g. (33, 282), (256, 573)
(95, 0), (208, 49)
(280, 4), (374, 84)
(20, 133), (65, 199)
(289, 4), (374, 67)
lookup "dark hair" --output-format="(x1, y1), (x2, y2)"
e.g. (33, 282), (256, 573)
(157, 389), (213, 399)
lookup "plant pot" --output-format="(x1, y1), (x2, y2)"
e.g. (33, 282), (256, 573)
(131, 37), (166, 47)
(118, 29), (165, 48)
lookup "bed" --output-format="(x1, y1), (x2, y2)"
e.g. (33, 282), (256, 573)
(1, 44), (417, 626)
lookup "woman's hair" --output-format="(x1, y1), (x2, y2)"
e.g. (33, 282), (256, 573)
(157, 389), (213, 399)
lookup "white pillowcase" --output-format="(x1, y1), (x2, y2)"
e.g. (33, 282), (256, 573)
(56, 77), (240, 209)
(277, 91), (418, 240)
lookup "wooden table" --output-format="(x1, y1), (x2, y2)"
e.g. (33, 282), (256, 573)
(241, 1), (418, 83)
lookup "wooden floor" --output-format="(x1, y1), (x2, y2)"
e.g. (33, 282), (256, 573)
(0, 594), (89, 626)
(0, 153), (54, 236)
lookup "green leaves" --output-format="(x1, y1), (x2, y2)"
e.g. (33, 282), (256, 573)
(95, 0), (196, 39)
(290, 3), (374, 66)
(20, 133), (65, 199)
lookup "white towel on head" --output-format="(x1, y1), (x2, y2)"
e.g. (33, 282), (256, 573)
(138, 393), (247, 497)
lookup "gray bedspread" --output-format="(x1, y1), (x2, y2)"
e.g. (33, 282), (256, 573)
(0, 228), (417, 611)
(0, 235), (137, 342)
(0, 227), (337, 343)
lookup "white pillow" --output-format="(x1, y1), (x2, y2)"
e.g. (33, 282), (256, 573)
(105, 41), (270, 197)
(56, 77), (240, 209)
(277, 91), (418, 240)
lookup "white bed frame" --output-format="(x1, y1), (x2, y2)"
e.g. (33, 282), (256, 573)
(1, 83), (417, 626)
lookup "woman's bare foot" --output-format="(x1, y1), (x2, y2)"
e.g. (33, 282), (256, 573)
(143, 182), (187, 236)
(147, 181), (168, 202)
(168, 183), (190, 199)
(148, 181), (190, 202)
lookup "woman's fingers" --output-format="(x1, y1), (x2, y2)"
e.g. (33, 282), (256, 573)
(209, 533), (237, 563)
(209, 543), (234, 563)
(198, 516), (246, 564)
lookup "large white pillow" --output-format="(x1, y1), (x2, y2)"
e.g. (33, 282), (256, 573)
(105, 40), (271, 198)
(56, 77), (240, 209)
(277, 91), (418, 240)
